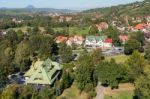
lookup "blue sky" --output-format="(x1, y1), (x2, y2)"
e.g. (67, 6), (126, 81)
(0, 0), (143, 10)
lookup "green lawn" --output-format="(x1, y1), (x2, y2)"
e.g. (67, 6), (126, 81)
(7, 26), (45, 32)
(7, 26), (30, 32)
(104, 91), (134, 99)
(105, 54), (129, 63)
(57, 83), (88, 99)
(53, 27), (89, 35)
(8, 26), (89, 35)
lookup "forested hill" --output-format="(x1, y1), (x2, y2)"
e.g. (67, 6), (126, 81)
(82, 0), (150, 17)
(0, 6), (77, 15)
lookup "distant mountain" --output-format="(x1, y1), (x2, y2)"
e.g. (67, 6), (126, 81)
(25, 5), (35, 9)
(0, 6), (77, 15)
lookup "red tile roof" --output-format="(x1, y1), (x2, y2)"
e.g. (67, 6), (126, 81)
(104, 38), (112, 43)
(135, 23), (147, 30)
(55, 36), (68, 43)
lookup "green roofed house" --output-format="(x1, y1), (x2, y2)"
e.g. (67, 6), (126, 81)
(84, 36), (107, 48)
(24, 58), (63, 85)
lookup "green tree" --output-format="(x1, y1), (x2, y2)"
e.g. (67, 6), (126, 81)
(104, 26), (121, 46)
(96, 59), (128, 88)
(45, 26), (54, 35)
(124, 39), (140, 55)
(29, 35), (54, 60)
(59, 43), (72, 63)
(39, 87), (56, 99)
(144, 43), (150, 62)
(135, 66), (150, 99)
(61, 71), (74, 90)
(88, 24), (99, 35)
(126, 51), (146, 82)
(91, 48), (104, 65)
(31, 26), (40, 35)
(131, 31), (145, 46)
(5, 30), (19, 47)
(1, 84), (19, 99)
(75, 53), (97, 91)
(16, 29), (24, 42)
(18, 85), (34, 99)
(14, 41), (31, 71)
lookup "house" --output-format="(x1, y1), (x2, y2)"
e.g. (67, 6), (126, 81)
(84, 36), (112, 49)
(58, 16), (72, 22)
(119, 35), (129, 44)
(144, 32), (150, 42)
(132, 17), (142, 23)
(55, 36), (68, 43)
(66, 36), (84, 46)
(146, 16), (150, 23)
(65, 16), (72, 22)
(117, 27), (126, 32)
(104, 38), (113, 48)
(96, 22), (109, 31)
(135, 23), (147, 30)
(24, 58), (63, 85)
(84, 36), (105, 48)
(59, 16), (64, 22)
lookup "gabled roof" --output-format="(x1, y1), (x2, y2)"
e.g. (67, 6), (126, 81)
(86, 36), (107, 42)
(135, 23), (147, 30)
(25, 58), (63, 85)
(104, 38), (112, 43)
(55, 36), (68, 43)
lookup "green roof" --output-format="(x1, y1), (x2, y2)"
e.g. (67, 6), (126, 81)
(86, 36), (107, 41)
(24, 58), (63, 85)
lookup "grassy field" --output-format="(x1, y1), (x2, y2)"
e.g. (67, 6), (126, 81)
(104, 91), (134, 99)
(7, 26), (45, 32)
(7, 26), (30, 32)
(53, 27), (89, 35)
(104, 83), (135, 99)
(105, 54), (129, 63)
(8, 26), (89, 35)
(57, 83), (88, 99)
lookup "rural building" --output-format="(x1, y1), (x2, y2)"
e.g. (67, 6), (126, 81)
(84, 36), (112, 49)
(24, 58), (63, 85)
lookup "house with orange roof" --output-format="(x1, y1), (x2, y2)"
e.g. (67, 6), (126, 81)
(119, 35), (129, 44)
(96, 22), (109, 31)
(55, 36), (68, 43)
(66, 36), (84, 46)
(135, 23), (147, 30)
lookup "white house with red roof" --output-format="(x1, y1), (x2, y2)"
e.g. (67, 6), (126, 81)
(103, 38), (113, 48)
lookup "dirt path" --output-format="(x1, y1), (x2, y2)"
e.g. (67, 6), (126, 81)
(96, 82), (105, 99)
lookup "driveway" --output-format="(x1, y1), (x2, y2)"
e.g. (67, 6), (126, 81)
(96, 82), (105, 99)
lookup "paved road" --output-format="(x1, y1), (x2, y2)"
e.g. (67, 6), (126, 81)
(96, 82), (105, 99)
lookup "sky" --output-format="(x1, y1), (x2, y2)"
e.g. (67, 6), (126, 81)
(0, 0), (143, 10)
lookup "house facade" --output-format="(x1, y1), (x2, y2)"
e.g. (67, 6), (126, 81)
(24, 58), (63, 85)
(55, 36), (84, 46)
(96, 22), (109, 31)
(84, 36), (112, 49)
(66, 36), (84, 46)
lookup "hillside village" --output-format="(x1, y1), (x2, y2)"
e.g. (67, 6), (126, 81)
(0, 0), (150, 99)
